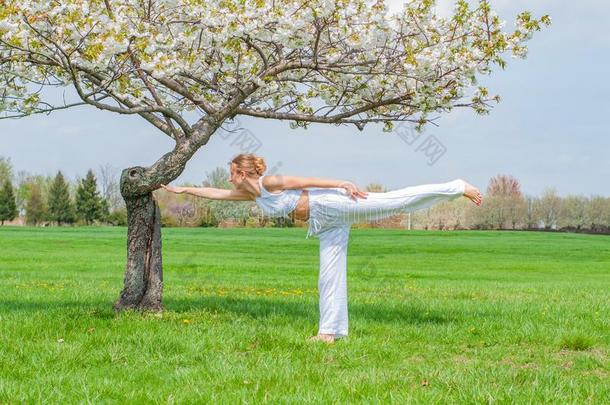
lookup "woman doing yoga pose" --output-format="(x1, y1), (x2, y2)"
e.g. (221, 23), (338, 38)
(161, 153), (482, 343)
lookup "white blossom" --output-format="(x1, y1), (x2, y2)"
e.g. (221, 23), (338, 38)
(0, 0), (550, 124)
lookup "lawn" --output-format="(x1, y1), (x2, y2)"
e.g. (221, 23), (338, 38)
(0, 226), (608, 403)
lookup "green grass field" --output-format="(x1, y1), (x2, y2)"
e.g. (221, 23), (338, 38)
(0, 226), (608, 403)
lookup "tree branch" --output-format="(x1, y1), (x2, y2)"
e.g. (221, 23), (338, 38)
(128, 46), (183, 141)
(0, 101), (88, 119)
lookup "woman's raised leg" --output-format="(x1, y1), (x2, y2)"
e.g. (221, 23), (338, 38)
(332, 179), (473, 225)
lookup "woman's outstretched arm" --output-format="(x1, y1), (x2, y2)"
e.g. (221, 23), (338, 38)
(264, 175), (368, 200)
(160, 184), (252, 201)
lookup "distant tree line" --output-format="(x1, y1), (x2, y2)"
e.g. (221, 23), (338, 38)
(0, 157), (125, 226)
(1, 157), (609, 234)
(409, 175), (610, 234)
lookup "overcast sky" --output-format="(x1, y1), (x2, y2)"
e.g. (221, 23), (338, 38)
(1, 0), (608, 196)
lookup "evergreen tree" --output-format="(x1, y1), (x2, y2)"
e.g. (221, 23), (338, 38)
(100, 197), (110, 223)
(25, 183), (47, 225)
(75, 169), (104, 225)
(0, 179), (17, 225)
(48, 171), (76, 225)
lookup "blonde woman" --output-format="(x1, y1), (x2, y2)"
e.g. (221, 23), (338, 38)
(161, 153), (482, 343)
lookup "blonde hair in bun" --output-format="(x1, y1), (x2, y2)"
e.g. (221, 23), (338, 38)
(230, 153), (267, 177)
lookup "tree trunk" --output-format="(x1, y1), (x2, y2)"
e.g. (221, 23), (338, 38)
(113, 191), (163, 312)
(112, 118), (221, 312)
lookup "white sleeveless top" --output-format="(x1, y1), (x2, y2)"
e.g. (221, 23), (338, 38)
(254, 175), (302, 217)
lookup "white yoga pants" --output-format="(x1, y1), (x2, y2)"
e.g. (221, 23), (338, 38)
(307, 179), (466, 338)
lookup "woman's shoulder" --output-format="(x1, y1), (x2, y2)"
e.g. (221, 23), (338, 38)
(260, 174), (286, 194)
(261, 174), (309, 194)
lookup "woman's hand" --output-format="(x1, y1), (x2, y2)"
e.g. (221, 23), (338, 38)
(340, 181), (369, 201)
(160, 184), (186, 194)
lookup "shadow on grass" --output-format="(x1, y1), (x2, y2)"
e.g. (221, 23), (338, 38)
(165, 295), (458, 326)
(0, 295), (488, 326)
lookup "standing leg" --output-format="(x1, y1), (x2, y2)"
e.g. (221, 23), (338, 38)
(315, 224), (351, 341)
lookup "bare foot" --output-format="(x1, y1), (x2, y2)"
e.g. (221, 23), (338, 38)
(308, 333), (335, 344)
(463, 181), (482, 206)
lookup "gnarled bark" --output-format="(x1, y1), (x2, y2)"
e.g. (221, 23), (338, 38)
(113, 165), (169, 312)
(113, 190), (163, 312)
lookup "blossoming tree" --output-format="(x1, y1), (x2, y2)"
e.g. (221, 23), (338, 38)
(0, 0), (550, 311)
